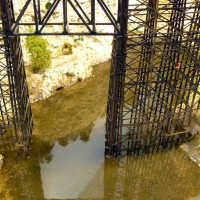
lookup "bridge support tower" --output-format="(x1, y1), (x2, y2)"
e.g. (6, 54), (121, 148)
(0, 0), (199, 156)
(106, 0), (200, 156)
(0, 0), (33, 155)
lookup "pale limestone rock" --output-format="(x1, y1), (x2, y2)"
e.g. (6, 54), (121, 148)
(0, 154), (3, 170)
(24, 34), (111, 102)
(191, 194), (200, 200)
(181, 136), (200, 167)
(17, 0), (115, 102)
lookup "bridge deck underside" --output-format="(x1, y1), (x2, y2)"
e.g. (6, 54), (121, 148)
(106, 0), (200, 156)
(1, 0), (120, 36)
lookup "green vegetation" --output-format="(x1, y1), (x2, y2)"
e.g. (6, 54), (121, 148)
(74, 36), (83, 43)
(26, 33), (52, 73)
(62, 42), (73, 55)
(45, 1), (52, 10)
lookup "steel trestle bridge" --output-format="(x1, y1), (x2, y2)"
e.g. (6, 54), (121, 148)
(0, 0), (199, 156)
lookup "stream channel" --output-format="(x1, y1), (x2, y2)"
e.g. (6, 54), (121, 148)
(0, 61), (200, 200)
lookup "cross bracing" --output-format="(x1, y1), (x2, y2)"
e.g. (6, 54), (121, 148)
(0, 16), (33, 155)
(1, 0), (121, 36)
(106, 0), (200, 156)
(0, 0), (199, 156)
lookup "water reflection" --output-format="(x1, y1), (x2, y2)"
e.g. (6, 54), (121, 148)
(38, 117), (200, 200)
(1, 60), (200, 199)
(104, 150), (200, 200)
(1, 118), (200, 200)
(40, 118), (105, 199)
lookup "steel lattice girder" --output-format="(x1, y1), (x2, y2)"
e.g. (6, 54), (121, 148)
(1, 0), (123, 36)
(0, 34), (33, 154)
(106, 0), (200, 156)
(0, 0), (199, 157)
(0, 2), (33, 154)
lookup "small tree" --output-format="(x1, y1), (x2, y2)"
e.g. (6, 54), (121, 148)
(26, 34), (52, 73)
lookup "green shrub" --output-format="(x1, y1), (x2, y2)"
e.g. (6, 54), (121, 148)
(74, 36), (83, 43)
(45, 1), (52, 10)
(26, 35), (52, 73)
(62, 42), (73, 55)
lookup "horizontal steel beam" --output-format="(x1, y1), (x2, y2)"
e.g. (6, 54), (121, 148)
(1, 0), (122, 36)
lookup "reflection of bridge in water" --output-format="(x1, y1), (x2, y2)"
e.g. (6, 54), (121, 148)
(104, 149), (200, 200)
(4, 146), (200, 199)
(0, 0), (200, 156)
(2, 119), (200, 199)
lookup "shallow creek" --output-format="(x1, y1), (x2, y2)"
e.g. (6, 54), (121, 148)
(0, 61), (200, 200)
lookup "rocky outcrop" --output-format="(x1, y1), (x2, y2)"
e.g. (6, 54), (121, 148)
(188, 109), (200, 136)
(181, 110), (200, 166)
(181, 136), (200, 167)
(24, 35), (113, 102)
(14, 0), (116, 102)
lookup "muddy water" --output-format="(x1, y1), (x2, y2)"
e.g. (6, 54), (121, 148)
(0, 61), (200, 200)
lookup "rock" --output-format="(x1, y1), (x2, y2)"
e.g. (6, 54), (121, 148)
(181, 136), (200, 167)
(18, 0), (114, 102)
(0, 154), (4, 170)
(191, 194), (200, 200)
(24, 30), (112, 103)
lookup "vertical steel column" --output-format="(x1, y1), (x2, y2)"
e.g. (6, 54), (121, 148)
(0, 0), (33, 155)
(106, 0), (129, 156)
